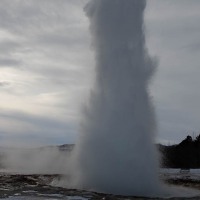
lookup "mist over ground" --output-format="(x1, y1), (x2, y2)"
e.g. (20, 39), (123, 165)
(0, 146), (71, 174)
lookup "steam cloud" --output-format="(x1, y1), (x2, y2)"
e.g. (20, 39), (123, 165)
(70, 0), (161, 196)
(1, 147), (70, 174)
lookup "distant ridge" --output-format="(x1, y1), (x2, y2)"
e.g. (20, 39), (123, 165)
(159, 135), (200, 168)
(58, 144), (74, 151)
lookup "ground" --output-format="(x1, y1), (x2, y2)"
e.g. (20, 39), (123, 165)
(1, 169), (200, 199)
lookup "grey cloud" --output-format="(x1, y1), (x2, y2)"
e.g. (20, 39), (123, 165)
(0, 0), (87, 34)
(36, 33), (89, 50)
(182, 42), (200, 52)
(0, 0), (199, 146)
(0, 42), (22, 68)
(0, 81), (10, 87)
(0, 110), (70, 130)
(0, 58), (21, 67)
(0, 41), (21, 54)
(35, 66), (89, 86)
(0, 0), (90, 146)
(146, 0), (200, 52)
(145, 0), (200, 143)
(0, 1), (54, 33)
(0, 0), (91, 84)
(156, 105), (200, 144)
(0, 109), (77, 145)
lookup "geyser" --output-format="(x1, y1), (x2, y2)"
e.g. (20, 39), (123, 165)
(71, 0), (160, 196)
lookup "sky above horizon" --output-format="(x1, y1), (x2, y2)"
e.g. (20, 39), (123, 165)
(0, 0), (200, 147)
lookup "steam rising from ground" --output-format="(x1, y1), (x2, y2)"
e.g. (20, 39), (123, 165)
(70, 0), (161, 196)
(1, 147), (70, 174)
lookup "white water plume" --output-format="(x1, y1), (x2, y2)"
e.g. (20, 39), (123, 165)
(70, 0), (161, 196)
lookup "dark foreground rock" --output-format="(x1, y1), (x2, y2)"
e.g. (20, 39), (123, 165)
(0, 173), (200, 199)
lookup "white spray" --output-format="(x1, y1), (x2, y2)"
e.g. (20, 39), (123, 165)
(71, 0), (161, 196)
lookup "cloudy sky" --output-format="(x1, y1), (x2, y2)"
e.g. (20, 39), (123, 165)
(0, 0), (200, 147)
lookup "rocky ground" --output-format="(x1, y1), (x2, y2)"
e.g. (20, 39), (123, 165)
(1, 172), (200, 200)
(161, 169), (200, 190)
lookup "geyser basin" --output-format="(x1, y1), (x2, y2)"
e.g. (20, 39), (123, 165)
(1, 171), (200, 200)
(71, 0), (161, 197)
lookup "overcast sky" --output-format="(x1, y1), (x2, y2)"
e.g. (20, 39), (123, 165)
(0, 0), (200, 147)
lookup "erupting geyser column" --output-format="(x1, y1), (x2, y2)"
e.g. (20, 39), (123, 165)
(72, 0), (161, 196)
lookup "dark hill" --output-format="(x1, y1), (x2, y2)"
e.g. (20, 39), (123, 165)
(159, 135), (200, 168)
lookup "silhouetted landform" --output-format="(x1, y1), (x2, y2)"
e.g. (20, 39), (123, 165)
(59, 144), (74, 151)
(38, 144), (74, 151)
(159, 135), (200, 168)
